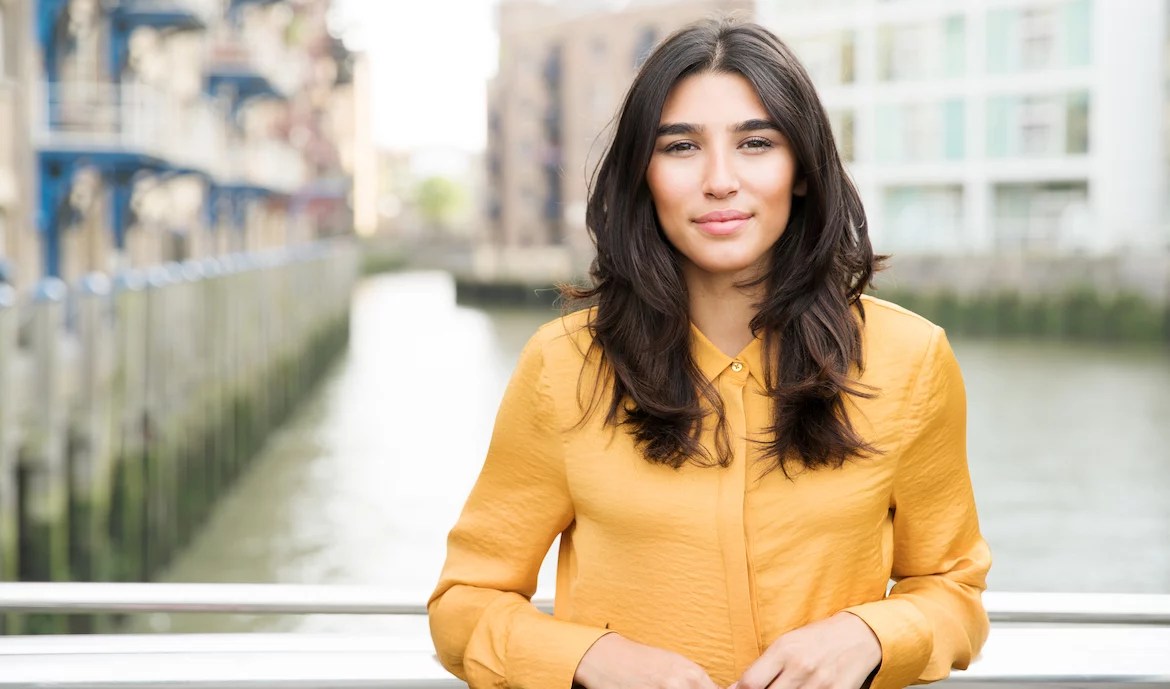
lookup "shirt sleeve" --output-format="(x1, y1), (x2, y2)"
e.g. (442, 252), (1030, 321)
(843, 326), (992, 689)
(428, 332), (611, 689)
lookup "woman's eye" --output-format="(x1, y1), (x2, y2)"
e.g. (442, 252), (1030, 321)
(664, 141), (696, 153)
(742, 138), (774, 150)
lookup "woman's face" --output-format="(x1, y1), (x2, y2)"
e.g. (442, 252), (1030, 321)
(646, 71), (804, 283)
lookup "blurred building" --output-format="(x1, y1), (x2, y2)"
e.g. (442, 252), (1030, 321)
(1164, 1), (1170, 245)
(0, 0), (36, 291)
(759, 0), (1168, 255)
(486, 0), (752, 263)
(0, 0), (356, 294)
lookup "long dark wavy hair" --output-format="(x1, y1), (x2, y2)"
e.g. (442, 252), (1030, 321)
(563, 17), (884, 475)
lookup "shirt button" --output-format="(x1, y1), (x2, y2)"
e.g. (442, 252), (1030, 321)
(730, 361), (744, 373)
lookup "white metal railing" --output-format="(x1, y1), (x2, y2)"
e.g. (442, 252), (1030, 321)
(0, 583), (1168, 687)
(1, 582), (1169, 625)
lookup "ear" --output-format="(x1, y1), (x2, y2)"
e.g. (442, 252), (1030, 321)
(793, 177), (808, 197)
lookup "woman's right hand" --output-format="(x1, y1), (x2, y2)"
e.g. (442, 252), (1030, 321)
(573, 633), (723, 689)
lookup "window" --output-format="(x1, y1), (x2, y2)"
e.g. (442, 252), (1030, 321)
(875, 100), (965, 163)
(878, 16), (964, 81)
(633, 26), (657, 70)
(993, 182), (1089, 250)
(987, 92), (1091, 158)
(881, 185), (965, 252)
(829, 110), (855, 162)
(793, 31), (856, 86)
(879, 24), (925, 81)
(1019, 99), (1062, 156)
(987, 1), (1092, 73)
(839, 32), (855, 83)
(0, 209), (8, 265)
(1020, 7), (1057, 70)
(1064, 0), (1092, 67)
(0, 8), (6, 79)
(591, 36), (606, 60)
(943, 15), (966, 77)
(1065, 92), (1089, 154)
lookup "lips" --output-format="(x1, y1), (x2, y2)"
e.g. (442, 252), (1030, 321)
(694, 210), (751, 223)
(693, 209), (752, 236)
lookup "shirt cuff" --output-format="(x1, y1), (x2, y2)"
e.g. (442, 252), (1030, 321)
(842, 599), (932, 689)
(506, 613), (614, 689)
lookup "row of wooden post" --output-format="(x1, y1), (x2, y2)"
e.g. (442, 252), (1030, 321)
(0, 240), (359, 633)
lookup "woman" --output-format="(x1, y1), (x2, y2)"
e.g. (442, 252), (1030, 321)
(429, 17), (990, 689)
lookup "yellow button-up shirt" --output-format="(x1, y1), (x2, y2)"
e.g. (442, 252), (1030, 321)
(429, 296), (991, 689)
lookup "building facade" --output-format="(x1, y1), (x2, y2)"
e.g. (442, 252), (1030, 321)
(486, 0), (752, 265)
(758, 0), (1168, 255)
(0, 0), (354, 294)
(0, 0), (36, 292)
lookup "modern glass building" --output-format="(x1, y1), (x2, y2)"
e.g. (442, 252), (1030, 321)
(758, 0), (1168, 255)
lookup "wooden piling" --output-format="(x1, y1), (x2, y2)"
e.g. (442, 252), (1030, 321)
(4, 241), (359, 634)
(65, 275), (117, 632)
(109, 272), (148, 584)
(18, 279), (71, 633)
(0, 286), (21, 634)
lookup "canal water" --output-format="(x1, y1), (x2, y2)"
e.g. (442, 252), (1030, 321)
(132, 270), (1170, 634)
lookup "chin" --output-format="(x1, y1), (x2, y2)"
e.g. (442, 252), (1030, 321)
(688, 254), (766, 278)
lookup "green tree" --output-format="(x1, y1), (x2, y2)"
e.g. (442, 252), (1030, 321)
(414, 176), (465, 232)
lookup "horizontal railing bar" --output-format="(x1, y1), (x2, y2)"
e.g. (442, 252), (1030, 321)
(0, 582), (427, 615)
(0, 583), (1168, 625)
(1, 627), (1169, 687)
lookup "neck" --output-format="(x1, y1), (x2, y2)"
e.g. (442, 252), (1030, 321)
(683, 262), (763, 357)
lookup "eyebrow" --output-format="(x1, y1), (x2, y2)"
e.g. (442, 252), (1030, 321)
(655, 118), (781, 137)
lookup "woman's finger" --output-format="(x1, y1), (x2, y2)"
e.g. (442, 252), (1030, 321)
(734, 648), (784, 689)
(767, 661), (822, 689)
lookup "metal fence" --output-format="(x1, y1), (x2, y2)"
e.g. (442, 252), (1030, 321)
(0, 582), (1167, 688)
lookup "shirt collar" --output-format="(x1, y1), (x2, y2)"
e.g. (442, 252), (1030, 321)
(689, 322), (767, 386)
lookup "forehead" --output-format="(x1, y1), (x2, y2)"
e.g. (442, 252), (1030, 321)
(659, 71), (769, 124)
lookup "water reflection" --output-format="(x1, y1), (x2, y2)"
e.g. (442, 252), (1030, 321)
(135, 271), (1170, 633)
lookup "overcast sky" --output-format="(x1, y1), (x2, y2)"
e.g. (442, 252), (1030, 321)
(331, 0), (500, 152)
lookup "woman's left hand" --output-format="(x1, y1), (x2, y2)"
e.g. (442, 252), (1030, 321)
(729, 612), (881, 689)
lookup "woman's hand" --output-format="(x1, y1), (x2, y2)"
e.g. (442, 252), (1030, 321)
(573, 632), (723, 689)
(729, 612), (881, 689)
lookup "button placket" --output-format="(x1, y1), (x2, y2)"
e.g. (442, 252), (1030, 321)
(715, 369), (757, 673)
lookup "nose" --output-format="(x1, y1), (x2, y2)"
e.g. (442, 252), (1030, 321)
(702, 148), (739, 199)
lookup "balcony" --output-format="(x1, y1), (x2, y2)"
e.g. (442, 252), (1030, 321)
(110, 0), (209, 76)
(36, 80), (306, 191)
(35, 81), (225, 176)
(221, 139), (307, 194)
(0, 83), (17, 206)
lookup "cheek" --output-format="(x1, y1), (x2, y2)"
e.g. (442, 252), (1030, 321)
(646, 165), (691, 217)
(749, 162), (797, 202)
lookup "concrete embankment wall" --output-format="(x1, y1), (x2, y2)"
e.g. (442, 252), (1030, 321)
(366, 240), (1168, 342)
(873, 253), (1170, 341)
(0, 240), (359, 633)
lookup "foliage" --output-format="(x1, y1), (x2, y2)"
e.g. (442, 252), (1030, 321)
(413, 176), (465, 231)
(869, 287), (1168, 343)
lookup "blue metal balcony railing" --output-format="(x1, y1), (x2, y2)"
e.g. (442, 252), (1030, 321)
(109, 0), (208, 77)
